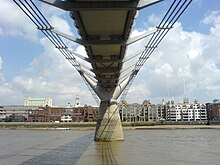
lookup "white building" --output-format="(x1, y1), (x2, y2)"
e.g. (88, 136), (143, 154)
(60, 102), (73, 122)
(24, 97), (52, 107)
(61, 113), (72, 122)
(167, 99), (207, 121)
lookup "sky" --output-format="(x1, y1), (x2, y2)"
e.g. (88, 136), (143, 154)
(0, 0), (220, 106)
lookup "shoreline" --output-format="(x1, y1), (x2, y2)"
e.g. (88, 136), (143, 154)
(131, 125), (220, 130)
(1, 122), (220, 130)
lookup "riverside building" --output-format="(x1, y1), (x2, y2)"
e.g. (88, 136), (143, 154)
(120, 98), (207, 123)
(206, 99), (220, 121)
(120, 100), (159, 122)
(24, 97), (52, 107)
(162, 98), (207, 122)
(27, 105), (99, 122)
(0, 105), (39, 122)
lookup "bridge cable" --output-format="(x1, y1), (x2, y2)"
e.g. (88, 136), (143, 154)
(13, 0), (100, 105)
(120, 0), (192, 102)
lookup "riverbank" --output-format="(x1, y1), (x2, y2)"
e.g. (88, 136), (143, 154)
(1, 122), (220, 130)
(132, 125), (220, 130)
(0, 122), (96, 130)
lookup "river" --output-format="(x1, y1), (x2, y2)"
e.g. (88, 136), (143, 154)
(0, 129), (219, 165)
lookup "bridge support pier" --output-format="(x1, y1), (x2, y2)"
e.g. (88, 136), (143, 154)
(94, 100), (124, 141)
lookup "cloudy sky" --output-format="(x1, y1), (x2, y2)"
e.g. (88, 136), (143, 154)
(0, 0), (220, 106)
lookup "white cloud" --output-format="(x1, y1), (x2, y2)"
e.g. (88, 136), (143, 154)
(202, 11), (220, 36)
(39, 2), (66, 18)
(128, 83), (151, 103)
(154, 63), (174, 78)
(147, 14), (160, 25)
(1, 1), (220, 106)
(142, 13), (162, 29)
(202, 11), (219, 25)
(49, 15), (73, 35)
(0, 0), (38, 41)
(0, 37), (96, 106)
(9, 38), (96, 106)
(0, 56), (2, 70)
(0, 56), (4, 85)
(0, 1), (97, 106)
(0, 1), (75, 42)
(126, 12), (220, 104)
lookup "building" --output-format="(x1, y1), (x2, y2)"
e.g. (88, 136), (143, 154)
(28, 107), (65, 122)
(121, 103), (141, 122)
(120, 98), (207, 123)
(61, 103), (73, 122)
(0, 106), (6, 121)
(27, 104), (99, 122)
(72, 107), (85, 122)
(61, 112), (73, 122)
(28, 107), (47, 122)
(166, 100), (182, 121)
(121, 100), (159, 122)
(84, 105), (99, 122)
(74, 95), (80, 107)
(0, 105), (39, 122)
(49, 107), (66, 122)
(206, 99), (220, 121)
(166, 99), (207, 122)
(24, 97), (52, 107)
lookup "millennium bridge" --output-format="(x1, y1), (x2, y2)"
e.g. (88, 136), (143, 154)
(14, 0), (192, 141)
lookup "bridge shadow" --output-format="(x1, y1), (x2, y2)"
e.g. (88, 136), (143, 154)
(97, 142), (123, 165)
(19, 133), (94, 165)
(76, 141), (124, 165)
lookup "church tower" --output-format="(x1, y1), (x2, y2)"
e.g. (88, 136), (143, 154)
(74, 95), (80, 107)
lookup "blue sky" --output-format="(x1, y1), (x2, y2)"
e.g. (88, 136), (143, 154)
(0, 0), (220, 106)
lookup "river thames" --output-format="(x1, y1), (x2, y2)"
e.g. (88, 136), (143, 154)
(0, 128), (220, 165)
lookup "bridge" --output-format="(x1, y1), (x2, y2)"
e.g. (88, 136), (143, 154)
(14, 0), (192, 141)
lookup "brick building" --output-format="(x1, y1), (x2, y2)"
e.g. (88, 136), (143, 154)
(84, 105), (99, 122)
(206, 99), (220, 121)
(28, 105), (99, 122)
(28, 107), (65, 122)
(72, 107), (85, 122)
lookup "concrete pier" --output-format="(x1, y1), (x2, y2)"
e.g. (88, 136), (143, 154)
(94, 101), (124, 141)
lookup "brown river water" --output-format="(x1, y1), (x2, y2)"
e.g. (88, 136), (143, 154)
(0, 129), (219, 165)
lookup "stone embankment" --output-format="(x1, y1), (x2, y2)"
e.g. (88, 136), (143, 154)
(132, 125), (220, 130)
(1, 122), (220, 130)
(0, 122), (96, 130)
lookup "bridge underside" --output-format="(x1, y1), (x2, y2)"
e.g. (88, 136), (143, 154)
(72, 0), (139, 141)
(14, 0), (192, 141)
(40, 0), (155, 141)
